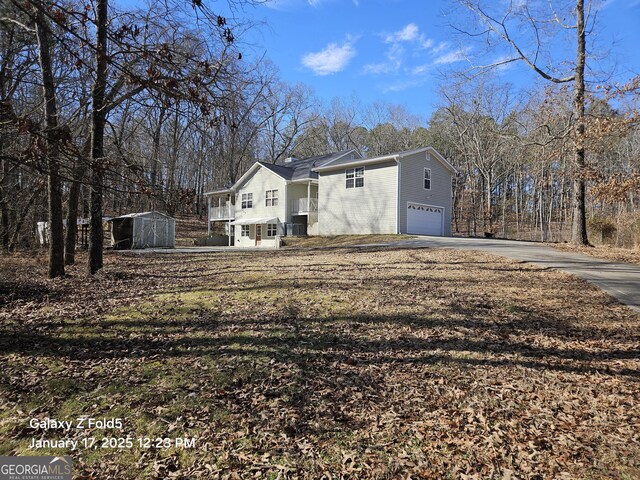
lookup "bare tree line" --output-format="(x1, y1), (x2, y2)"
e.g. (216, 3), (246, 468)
(1, 0), (639, 279)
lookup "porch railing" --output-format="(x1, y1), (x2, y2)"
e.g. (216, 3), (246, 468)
(209, 204), (233, 220)
(291, 197), (318, 213)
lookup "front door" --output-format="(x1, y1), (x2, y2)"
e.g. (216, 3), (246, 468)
(255, 224), (262, 246)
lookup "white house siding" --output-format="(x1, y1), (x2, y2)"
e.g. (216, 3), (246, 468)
(234, 167), (286, 247)
(398, 151), (452, 236)
(318, 161), (398, 235)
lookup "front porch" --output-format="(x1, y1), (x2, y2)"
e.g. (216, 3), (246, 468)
(231, 217), (281, 248)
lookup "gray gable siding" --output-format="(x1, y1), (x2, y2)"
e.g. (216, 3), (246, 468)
(318, 160), (398, 235)
(398, 150), (453, 235)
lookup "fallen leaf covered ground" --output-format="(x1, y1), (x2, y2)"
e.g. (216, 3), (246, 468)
(0, 247), (638, 479)
(550, 242), (640, 265)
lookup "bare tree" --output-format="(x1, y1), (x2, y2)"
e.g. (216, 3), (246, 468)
(33, 4), (65, 277)
(452, 0), (593, 245)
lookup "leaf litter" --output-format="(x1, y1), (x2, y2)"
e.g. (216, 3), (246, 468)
(0, 246), (639, 479)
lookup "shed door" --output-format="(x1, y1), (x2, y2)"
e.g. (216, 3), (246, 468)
(407, 203), (444, 236)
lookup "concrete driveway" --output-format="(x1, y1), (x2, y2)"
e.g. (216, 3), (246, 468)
(391, 236), (640, 314)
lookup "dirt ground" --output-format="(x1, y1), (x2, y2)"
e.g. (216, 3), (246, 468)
(0, 247), (638, 479)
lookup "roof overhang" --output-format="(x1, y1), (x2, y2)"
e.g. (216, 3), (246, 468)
(229, 217), (278, 226)
(313, 154), (399, 173)
(311, 146), (457, 175)
(289, 178), (319, 185)
(204, 189), (234, 196)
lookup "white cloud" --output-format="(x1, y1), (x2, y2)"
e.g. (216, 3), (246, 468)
(382, 78), (424, 93)
(433, 46), (471, 65)
(385, 23), (419, 43)
(302, 41), (356, 75)
(431, 41), (449, 54)
(362, 43), (403, 75)
(421, 38), (434, 49)
(363, 62), (394, 75)
(363, 23), (435, 77)
(411, 64), (428, 75)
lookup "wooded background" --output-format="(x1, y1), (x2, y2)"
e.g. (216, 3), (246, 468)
(1, 0), (639, 277)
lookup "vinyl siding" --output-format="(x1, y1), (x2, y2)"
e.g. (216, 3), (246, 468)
(398, 151), (453, 236)
(234, 167), (286, 247)
(318, 161), (398, 235)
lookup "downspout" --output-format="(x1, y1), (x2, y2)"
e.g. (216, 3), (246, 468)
(395, 156), (401, 234)
(283, 181), (289, 236)
(307, 180), (311, 235)
(228, 194), (232, 247)
(206, 195), (211, 236)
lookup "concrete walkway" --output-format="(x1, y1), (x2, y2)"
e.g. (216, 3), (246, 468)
(391, 236), (640, 314)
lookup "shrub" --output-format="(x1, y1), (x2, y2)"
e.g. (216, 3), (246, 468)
(587, 216), (617, 244)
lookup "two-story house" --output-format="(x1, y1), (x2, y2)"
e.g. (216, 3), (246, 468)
(204, 146), (455, 247)
(204, 150), (361, 248)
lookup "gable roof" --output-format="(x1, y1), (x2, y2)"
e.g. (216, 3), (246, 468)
(229, 150), (358, 191)
(312, 146), (457, 174)
(260, 150), (359, 181)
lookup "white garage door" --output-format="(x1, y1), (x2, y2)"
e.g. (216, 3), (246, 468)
(407, 203), (444, 236)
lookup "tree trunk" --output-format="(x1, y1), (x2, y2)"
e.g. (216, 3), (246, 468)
(570, 0), (589, 245)
(88, 0), (108, 274)
(35, 8), (65, 278)
(65, 141), (89, 265)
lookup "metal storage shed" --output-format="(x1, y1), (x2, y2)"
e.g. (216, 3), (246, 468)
(109, 211), (175, 249)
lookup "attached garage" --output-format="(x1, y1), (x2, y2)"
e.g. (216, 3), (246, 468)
(407, 203), (444, 236)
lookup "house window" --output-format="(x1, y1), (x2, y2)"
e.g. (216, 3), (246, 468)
(241, 225), (250, 237)
(267, 223), (277, 237)
(265, 190), (279, 207)
(346, 167), (364, 188)
(241, 193), (253, 208)
(424, 168), (431, 190)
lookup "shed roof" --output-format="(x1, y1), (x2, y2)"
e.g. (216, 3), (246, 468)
(110, 211), (174, 220)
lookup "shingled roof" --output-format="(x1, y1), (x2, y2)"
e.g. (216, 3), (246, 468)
(259, 151), (357, 181)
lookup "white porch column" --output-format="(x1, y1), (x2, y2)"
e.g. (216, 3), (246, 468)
(307, 181), (311, 211)
(207, 196), (211, 236)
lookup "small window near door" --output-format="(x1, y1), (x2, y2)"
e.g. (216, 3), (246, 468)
(241, 193), (253, 208)
(267, 223), (277, 236)
(424, 168), (431, 190)
(241, 225), (250, 237)
(346, 166), (364, 188)
(265, 190), (278, 206)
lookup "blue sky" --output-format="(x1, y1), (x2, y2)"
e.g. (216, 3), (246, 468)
(235, 0), (640, 120)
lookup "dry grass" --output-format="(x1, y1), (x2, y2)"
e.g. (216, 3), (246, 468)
(282, 234), (414, 248)
(551, 242), (640, 265)
(174, 214), (208, 246)
(0, 247), (639, 479)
